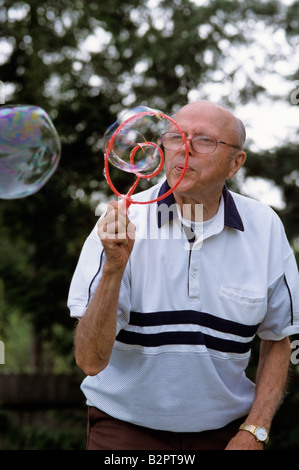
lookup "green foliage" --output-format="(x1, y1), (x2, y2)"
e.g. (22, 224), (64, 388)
(0, 0), (298, 449)
(244, 145), (299, 249)
(2, 310), (32, 373)
(0, 408), (86, 450)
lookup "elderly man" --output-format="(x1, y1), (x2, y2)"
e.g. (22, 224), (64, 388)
(68, 100), (299, 450)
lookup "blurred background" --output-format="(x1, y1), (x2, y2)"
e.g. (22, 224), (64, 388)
(0, 0), (299, 450)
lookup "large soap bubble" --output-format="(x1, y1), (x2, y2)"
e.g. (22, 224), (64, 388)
(103, 106), (189, 206)
(0, 104), (61, 199)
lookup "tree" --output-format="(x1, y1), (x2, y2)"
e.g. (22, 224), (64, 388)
(0, 0), (298, 370)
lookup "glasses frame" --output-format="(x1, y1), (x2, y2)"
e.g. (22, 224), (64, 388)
(161, 132), (242, 154)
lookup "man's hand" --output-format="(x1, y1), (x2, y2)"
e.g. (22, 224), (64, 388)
(97, 199), (136, 272)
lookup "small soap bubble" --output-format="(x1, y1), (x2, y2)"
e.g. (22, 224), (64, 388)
(0, 104), (61, 199)
(103, 106), (166, 176)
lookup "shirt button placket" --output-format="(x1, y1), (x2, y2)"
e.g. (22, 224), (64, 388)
(188, 248), (201, 299)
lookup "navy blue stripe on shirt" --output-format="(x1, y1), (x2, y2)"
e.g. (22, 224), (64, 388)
(129, 310), (259, 338)
(116, 330), (253, 353)
(115, 310), (259, 354)
(86, 249), (104, 306)
(283, 274), (294, 324)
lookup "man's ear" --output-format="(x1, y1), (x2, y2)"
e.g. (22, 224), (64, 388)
(227, 151), (246, 179)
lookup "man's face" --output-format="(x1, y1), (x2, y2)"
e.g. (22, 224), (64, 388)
(164, 102), (245, 200)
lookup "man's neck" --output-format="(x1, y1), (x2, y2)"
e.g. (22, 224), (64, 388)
(173, 187), (223, 222)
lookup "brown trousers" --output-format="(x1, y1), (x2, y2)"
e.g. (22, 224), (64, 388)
(86, 406), (244, 450)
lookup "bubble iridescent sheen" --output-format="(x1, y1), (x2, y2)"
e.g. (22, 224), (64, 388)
(0, 104), (61, 199)
(103, 106), (166, 176)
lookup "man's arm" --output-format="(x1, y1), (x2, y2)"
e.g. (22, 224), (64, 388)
(75, 200), (135, 376)
(226, 337), (291, 450)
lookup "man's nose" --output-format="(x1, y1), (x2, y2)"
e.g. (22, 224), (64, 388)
(182, 136), (194, 156)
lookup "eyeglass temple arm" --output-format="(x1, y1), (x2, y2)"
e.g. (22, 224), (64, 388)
(217, 140), (241, 151)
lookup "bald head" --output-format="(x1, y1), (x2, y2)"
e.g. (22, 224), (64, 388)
(173, 100), (246, 150)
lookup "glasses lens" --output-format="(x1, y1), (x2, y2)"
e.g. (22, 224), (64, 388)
(192, 135), (216, 154)
(162, 133), (217, 154)
(162, 133), (183, 150)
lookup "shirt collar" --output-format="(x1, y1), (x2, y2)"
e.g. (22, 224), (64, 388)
(157, 180), (244, 232)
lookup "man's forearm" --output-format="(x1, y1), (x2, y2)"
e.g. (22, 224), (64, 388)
(75, 200), (135, 376)
(245, 337), (291, 428)
(226, 337), (291, 450)
(75, 263), (124, 376)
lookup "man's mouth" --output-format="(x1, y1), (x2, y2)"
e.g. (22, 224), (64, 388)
(175, 164), (194, 172)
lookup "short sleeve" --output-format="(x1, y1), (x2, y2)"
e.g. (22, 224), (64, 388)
(258, 251), (299, 340)
(67, 224), (131, 333)
(67, 224), (104, 318)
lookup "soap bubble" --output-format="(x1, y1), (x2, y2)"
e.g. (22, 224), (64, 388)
(103, 106), (167, 176)
(0, 104), (61, 199)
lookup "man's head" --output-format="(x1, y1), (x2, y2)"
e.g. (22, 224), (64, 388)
(163, 100), (246, 202)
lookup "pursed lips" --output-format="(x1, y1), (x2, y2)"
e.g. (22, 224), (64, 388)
(175, 164), (195, 172)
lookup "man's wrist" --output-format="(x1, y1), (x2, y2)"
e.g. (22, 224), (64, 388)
(239, 423), (269, 444)
(103, 261), (126, 277)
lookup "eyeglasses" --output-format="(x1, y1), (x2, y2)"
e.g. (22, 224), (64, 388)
(161, 132), (241, 154)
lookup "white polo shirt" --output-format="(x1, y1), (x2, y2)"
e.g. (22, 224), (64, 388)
(68, 181), (299, 432)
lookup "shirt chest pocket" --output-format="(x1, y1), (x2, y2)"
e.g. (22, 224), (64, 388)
(219, 285), (267, 324)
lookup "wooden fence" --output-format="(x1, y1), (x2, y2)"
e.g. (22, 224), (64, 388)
(0, 373), (84, 408)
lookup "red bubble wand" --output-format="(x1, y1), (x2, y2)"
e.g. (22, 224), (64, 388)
(104, 110), (189, 207)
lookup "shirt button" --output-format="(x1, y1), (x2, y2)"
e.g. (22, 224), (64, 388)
(191, 272), (199, 278)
